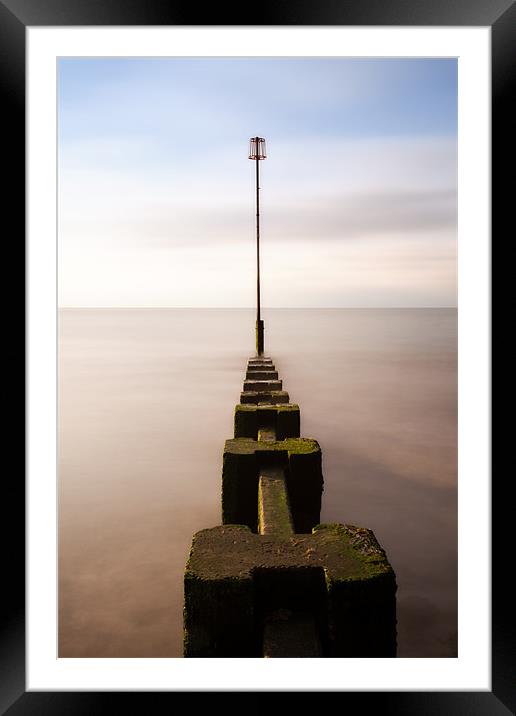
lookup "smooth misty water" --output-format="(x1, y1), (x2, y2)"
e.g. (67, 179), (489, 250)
(58, 308), (457, 658)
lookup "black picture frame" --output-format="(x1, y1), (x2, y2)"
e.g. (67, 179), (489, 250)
(3, 0), (511, 712)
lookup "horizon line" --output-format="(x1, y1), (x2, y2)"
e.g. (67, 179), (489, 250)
(57, 305), (458, 310)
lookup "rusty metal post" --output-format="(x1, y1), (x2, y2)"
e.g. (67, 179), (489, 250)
(249, 137), (266, 356)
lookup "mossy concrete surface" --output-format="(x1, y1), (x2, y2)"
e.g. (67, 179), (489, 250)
(240, 390), (290, 405)
(248, 356), (273, 365)
(234, 403), (300, 440)
(184, 529), (255, 657)
(222, 437), (323, 533)
(183, 523), (396, 657)
(246, 363), (275, 372)
(257, 425), (276, 441)
(225, 437), (318, 455)
(258, 471), (294, 537)
(246, 370), (279, 380)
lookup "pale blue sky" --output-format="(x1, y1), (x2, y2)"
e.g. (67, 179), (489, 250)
(58, 58), (457, 307)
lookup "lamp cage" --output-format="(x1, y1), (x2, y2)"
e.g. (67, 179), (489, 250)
(248, 137), (267, 160)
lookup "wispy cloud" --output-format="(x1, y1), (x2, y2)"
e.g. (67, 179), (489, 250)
(58, 58), (457, 307)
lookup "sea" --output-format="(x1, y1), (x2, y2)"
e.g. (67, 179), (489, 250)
(58, 308), (457, 658)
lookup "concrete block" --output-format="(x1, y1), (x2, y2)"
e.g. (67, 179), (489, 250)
(183, 523), (397, 657)
(243, 379), (282, 392)
(247, 363), (275, 372)
(234, 404), (259, 437)
(240, 390), (290, 405)
(276, 404), (300, 439)
(221, 437), (323, 532)
(248, 356), (273, 365)
(258, 467), (294, 538)
(234, 404), (300, 440)
(183, 527), (255, 658)
(246, 370), (279, 380)
(314, 524), (398, 657)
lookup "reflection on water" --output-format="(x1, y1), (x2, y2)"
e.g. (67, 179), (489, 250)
(58, 308), (457, 657)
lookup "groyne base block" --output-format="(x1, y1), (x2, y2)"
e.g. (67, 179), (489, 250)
(222, 437), (323, 533)
(243, 379), (283, 392)
(234, 403), (300, 440)
(183, 524), (397, 657)
(248, 356), (273, 366)
(246, 370), (279, 380)
(240, 390), (290, 405)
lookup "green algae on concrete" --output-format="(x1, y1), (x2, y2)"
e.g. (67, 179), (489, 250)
(183, 523), (396, 657)
(234, 404), (300, 440)
(240, 390), (290, 405)
(222, 437), (323, 533)
(225, 437), (318, 455)
(183, 527), (255, 657)
(312, 524), (397, 657)
(257, 425), (276, 441)
(258, 471), (294, 537)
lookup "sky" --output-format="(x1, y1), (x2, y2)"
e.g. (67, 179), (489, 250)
(58, 57), (457, 307)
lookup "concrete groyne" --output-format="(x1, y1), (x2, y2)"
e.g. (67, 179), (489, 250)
(183, 356), (397, 657)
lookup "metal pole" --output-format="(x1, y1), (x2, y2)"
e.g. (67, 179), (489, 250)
(255, 138), (264, 355)
(256, 144), (260, 324)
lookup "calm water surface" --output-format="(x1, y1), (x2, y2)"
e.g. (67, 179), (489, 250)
(58, 308), (457, 658)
